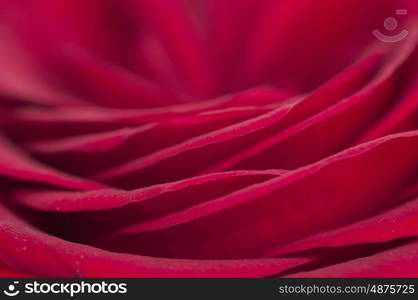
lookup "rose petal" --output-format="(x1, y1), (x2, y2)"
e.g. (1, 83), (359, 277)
(0, 201), (312, 277)
(285, 239), (418, 277)
(98, 131), (418, 259)
(94, 50), (382, 187)
(12, 170), (285, 212)
(0, 136), (102, 190)
(264, 196), (418, 257)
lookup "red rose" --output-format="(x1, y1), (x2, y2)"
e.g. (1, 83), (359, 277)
(0, 0), (417, 277)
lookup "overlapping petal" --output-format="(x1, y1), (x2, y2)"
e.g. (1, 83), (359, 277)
(0, 0), (417, 278)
